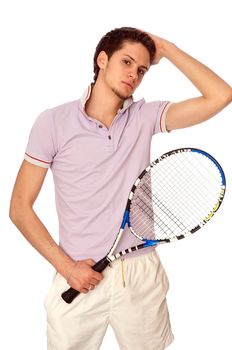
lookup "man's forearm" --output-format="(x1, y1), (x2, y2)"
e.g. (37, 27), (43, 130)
(161, 40), (232, 102)
(9, 205), (75, 280)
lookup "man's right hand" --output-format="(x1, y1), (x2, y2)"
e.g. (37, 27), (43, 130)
(67, 259), (104, 294)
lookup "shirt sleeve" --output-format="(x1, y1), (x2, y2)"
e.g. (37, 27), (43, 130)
(24, 109), (57, 168)
(139, 100), (173, 134)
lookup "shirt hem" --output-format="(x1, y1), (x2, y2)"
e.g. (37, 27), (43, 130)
(160, 102), (173, 133)
(24, 153), (51, 168)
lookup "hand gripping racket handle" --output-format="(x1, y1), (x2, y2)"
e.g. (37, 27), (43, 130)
(61, 256), (111, 304)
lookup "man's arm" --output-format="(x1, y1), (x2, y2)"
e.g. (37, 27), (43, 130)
(148, 34), (232, 131)
(9, 160), (103, 293)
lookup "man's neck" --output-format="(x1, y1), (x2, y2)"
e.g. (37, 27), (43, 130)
(85, 81), (124, 128)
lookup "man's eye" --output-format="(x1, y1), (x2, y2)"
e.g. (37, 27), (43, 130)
(122, 59), (131, 65)
(139, 69), (145, 76)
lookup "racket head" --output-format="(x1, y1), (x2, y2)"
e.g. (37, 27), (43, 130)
(127, 148), (226, 244)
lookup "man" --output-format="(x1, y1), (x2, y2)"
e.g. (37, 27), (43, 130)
(9, 27), (231, 349)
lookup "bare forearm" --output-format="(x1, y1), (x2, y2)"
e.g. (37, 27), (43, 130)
(161, 40), (232, 102)
(146, 32), (232, 130)
(9, 205), (74, 280)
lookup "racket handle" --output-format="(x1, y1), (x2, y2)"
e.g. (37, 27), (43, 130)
(61, 287), (80, 304)
(61, 256), (111, 304)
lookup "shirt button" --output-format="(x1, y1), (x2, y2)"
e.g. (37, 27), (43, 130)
(108, 135), (111, 140)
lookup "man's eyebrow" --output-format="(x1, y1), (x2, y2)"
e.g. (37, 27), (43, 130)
(124, 54), (149, 71)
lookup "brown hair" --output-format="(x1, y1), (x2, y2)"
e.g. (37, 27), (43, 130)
(93, 27), (156, 82)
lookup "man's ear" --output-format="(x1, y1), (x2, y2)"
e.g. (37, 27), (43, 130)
(97, 51), (108, 69)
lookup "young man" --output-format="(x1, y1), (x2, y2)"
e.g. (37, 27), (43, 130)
(9, 27), (231, 349)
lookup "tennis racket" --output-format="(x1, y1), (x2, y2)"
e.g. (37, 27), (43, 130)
(62, 147), (226, 303)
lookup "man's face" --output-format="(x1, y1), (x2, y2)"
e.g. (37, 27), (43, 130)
(99, 41), (151, 100)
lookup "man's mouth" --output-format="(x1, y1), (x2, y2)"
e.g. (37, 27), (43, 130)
(122, 81), (133, 89)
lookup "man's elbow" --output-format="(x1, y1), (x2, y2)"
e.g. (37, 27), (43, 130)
(9, 199), (20, 225)
(220, 87), (232, 107)
(9, 197), (29, 225)
(227, 87), (232, 104)
(213, 85), (232, 107)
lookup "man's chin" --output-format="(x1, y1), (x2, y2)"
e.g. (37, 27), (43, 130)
(112, 87), (132, 101)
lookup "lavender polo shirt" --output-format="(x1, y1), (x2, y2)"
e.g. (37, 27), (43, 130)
(24, 85), (172, 261)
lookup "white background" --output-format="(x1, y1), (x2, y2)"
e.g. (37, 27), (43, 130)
(1, 0), (231, 349)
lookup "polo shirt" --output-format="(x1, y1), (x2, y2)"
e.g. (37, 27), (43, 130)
(24, 85), (172, 261)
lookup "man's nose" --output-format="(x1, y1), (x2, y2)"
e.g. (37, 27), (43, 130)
(128, 70), (138, 81)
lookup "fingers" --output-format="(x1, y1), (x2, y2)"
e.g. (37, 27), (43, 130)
(82, 283), (96, 294)
(85, 259), (104, 281)
(67, 259), (104, 293)
(80, 279), (99, 294)
(85, 259), (96, 266)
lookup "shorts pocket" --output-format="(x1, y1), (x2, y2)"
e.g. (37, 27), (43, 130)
(43, 272), (68, 311)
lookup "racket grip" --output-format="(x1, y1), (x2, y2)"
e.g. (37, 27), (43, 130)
(61, 256), (111, 304)
(61, 287), (80, 304)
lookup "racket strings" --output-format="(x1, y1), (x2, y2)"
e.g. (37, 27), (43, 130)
(157, 156), (220, 206)
(170, 162), (220, 205)
(139, 183), (187, 233)
(132, 180), (189, 239)
(130, 151), (224, 241)
(155, 154), (221, 206)
(154, 173), (209, 229)
(131, 185), (187, 240)
(156, 154), (223, 221)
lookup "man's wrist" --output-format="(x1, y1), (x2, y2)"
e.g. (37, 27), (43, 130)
(67, 260), (79, 284)
(160, 40), (176, 58)
(50, 245), (75, 280)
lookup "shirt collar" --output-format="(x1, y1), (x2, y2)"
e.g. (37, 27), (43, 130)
(80, 83), (134, 113)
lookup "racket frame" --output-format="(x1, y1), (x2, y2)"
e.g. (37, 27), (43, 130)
(61, 147), (226, 303)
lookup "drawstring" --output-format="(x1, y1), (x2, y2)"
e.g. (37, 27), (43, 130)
(121, 258), (126, 287)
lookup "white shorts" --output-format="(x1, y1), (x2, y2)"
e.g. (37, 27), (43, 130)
(44, 250), (174, 350)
